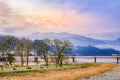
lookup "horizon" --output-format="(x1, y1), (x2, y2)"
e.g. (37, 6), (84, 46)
(0, 0), (120, 40)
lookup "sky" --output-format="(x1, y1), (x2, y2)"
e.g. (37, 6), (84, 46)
(0, 0), (120, 40)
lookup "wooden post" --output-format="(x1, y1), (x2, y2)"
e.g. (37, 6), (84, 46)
(117, 56), (119, 64)
(1, 62), (3, 72)
(72, 57), (75, 62)
(94, 56), (97, 63)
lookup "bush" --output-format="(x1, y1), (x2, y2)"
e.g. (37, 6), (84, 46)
(80, 63), (93, 68)
(13, 68), (17, 70)
(14, 65), (20, 67)
(26, 67), (32, 69)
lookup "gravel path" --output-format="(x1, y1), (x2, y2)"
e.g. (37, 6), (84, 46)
(81, 65), (120, 80)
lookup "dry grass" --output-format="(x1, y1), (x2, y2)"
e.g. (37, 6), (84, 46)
(0, 63), (116, 80)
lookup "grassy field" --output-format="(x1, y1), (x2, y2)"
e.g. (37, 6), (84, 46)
(0, 63), (93, 73)
(0, 63), (116, 80)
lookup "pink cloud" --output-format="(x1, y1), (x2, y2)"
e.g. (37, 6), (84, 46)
(0, 0), (119, 38)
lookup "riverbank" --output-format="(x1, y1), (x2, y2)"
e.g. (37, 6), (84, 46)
(0, 63), (116, 80)
(81, 64), (120, 80)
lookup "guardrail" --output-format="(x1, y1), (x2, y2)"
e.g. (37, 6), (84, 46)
(66, 56), (120, 64)
(32, 56), (120, 64)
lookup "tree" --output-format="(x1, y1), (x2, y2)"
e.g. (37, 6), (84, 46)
(34, 39), (51, 68)
(16, 38), (26, 66)
(16, 37), (33, 66)
(52, 39), (72, 67)
(24, 38), (33, 66)
(0, 36), (17, 66)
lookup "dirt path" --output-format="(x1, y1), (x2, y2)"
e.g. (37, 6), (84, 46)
(81, 64), (120, 80)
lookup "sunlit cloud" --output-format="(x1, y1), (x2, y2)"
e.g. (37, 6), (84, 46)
(0, 0), (120, 39)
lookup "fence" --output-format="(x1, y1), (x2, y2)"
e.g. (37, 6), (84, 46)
(68, 56), (120, 64)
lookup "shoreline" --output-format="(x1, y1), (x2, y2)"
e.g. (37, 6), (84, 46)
(81, 64), (120, 80)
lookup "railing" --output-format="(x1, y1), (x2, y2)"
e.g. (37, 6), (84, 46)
(27, 56), (120, 64)
(66, 56), (120, 64)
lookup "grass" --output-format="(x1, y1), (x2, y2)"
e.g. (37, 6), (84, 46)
(0, 64), (75, 72)
(75, 63), (93, 68)
(0, 63), (116, 80)
(0, 64), (77, 77)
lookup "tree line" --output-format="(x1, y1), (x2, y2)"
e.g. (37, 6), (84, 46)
(0, 36), (72, 67)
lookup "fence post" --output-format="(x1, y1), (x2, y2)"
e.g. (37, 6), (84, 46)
(94, 56), (97, 63)
(1, 62), (3, 72)
(72, 57), (75, 62)
(117, 56), (119, 64)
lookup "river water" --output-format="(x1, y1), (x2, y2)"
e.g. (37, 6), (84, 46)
(14, 56), (120, 64)
(74, 57), (119, 64)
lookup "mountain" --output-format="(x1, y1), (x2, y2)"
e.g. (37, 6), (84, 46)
(0, 33), (119, 56)
(0, 34), (5, 40)
(33, 39), (120, 56)
(95, 38), (120, 50)
(27, 32), (105, 46)
(72, 46), (119, 56)
(27, 32), (120, 51)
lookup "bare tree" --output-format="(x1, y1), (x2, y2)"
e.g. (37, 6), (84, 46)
(34, 39), (51, 68)
(52, 39), (72, 67)
(16, 37), (33, 66)
(24, 38), (33, 66)
(0, 36), (17, 66)
(16, 38), (26, 66)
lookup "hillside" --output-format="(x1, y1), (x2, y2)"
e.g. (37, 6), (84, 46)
(0, 33), (119, 56)
(27, 32), (120, 50)
(27, 32), (105, 46)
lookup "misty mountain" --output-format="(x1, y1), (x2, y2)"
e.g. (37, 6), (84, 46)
(27, 32), (120, 50)
(95, 38), (120, 50)
(0, 33), (120, 56)
(27, 32), (105, 46)
(1, 32), (120, 51)
(33, 40), (120, 56)
(72, 46), (119, 56)
(0, 34), (5, 41)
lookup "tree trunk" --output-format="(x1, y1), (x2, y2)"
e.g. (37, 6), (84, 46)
(55, 55), (59, 67)
(26, 55), (29, 66)
(60, 59), (63, 67)
(45, 58), (49, 68)
(21, 53), (24, 66)
(26, 49), (29, 66)
(8, 51), (13, 66)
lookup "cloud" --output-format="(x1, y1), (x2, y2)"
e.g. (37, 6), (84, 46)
(0, 0), (120, 39)
(0, 0), (11, 25)
(0, 1), (11, 15)
(3, 26), (24, 33)
(32, 0), (120, 23)
(0, 0), (30, 27)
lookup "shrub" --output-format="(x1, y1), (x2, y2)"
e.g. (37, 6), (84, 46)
(80, 63), (93, 68)
(14, 65), (20, 67)
(13, 68), (17, 70)
(26, 67), (32, 69)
